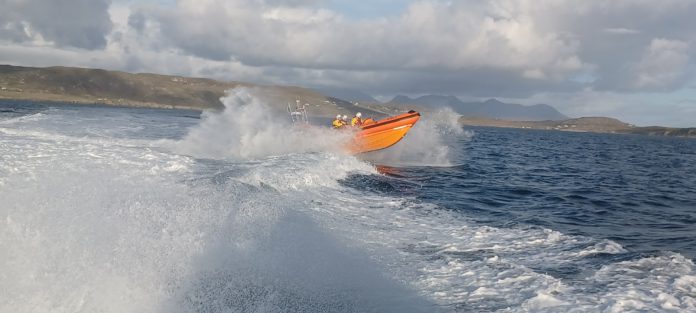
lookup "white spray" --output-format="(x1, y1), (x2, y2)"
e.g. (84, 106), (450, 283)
(170, 87), (352, 160)
(361, 107), (471, 167)
(0, 98), (433, 313)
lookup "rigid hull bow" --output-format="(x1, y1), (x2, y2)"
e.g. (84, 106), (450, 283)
(348, 110), (421, 154)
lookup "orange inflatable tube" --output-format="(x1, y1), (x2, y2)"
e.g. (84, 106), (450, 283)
(347, 110), (421, 154)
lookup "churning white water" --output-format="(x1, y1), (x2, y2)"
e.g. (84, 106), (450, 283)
(1, 88), (694, 312)
(169, 88), (353, 160)
(361, 107), (470, 167)
(0, 89), (433, 312)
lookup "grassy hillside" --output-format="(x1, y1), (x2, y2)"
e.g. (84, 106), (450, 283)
(0, 65), (234, 109)
(0, 65), (383, 118)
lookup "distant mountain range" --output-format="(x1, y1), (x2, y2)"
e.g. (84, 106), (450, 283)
(316, 89), (568, 121)
(388, 95), (568, 121)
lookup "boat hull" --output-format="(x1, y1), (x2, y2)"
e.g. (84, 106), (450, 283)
(347, 111), (420, 154)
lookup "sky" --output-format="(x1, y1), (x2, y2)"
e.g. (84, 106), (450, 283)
(1, 0), (696, 127)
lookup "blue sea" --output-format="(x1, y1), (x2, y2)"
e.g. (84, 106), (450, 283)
(1, 89), (695, 312)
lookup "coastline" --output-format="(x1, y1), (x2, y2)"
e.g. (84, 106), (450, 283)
(2, 64), (694, 138)
(459, 117), (696, 138)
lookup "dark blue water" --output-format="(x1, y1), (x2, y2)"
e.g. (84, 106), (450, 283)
(350, 127), (696, 261)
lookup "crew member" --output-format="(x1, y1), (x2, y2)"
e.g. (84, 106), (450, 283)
(332, 114), (344, 128)
(342, 115), (349, 126)
(351, 112), (363, 126)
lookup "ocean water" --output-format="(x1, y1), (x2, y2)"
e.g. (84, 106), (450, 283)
(1, 89), (695, 312)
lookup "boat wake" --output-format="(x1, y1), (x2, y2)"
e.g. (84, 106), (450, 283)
(1, 92), (694, 312)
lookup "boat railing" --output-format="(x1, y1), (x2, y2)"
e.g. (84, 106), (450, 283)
(287, 100), (309, 125)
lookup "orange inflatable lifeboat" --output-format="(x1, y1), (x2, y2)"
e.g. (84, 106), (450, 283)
(347, 110), (420, 154)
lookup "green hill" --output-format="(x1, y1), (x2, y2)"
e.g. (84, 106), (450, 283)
(0, 64), (383, 118)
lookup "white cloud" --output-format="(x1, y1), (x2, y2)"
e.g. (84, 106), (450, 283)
(8, 0), (696, 94)
(128, 0), (696, 95)
(0, 0), (113, 49)
(603, 28), (640, 35)
(523, 69), (546, 80)
(199, 1), (574, 75)
(634, 38), (691, 90)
